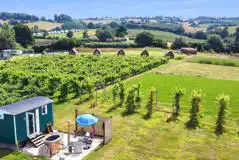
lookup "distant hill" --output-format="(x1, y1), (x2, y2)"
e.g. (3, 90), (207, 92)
(26, 21), (63, 31)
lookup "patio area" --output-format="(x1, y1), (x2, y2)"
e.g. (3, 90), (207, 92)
(20, 132), (103, 160)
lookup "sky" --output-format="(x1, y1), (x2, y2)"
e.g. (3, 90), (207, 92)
(1, 0), (239, 19)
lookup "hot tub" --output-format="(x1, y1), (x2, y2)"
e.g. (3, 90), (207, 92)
(44, 135), (63, 155)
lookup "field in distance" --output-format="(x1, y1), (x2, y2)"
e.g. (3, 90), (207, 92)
(26, 21), (63, 31)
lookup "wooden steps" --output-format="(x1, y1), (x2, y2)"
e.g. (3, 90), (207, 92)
(29, 133), (45, 148)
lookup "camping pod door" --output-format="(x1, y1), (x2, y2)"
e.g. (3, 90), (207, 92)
(26, 112), (36, 138)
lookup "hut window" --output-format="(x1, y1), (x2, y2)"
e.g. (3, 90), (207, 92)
(42, 105), (48, 115)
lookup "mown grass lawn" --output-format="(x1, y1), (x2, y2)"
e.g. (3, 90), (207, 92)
(53, 62), (239, 160)
(0, 148), (47, 160)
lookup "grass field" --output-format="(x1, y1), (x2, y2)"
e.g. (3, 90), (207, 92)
(48, 29), (96, 39)
(127, 29), (205, 42)
(161, 62), (239, 80)
(187, 56), (239, 67)
(52, 61), (239, 160)
(26, 21), (63, 31)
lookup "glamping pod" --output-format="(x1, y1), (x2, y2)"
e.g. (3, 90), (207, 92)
(141, 49), (150, 57)
(164, 51), (175, 59)
(93, 49), (101, 55)
(0, 97), (53, 147)
(116, 49), (126, 56)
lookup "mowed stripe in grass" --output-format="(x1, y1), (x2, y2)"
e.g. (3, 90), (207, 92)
(161, 62), (239, 81)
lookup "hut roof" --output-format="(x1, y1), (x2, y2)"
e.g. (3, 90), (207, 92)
(141, 49), (150, 56)
(117, 49), (126, 56)
(69, 48), (78, 55)
(0, 96), (53, 115)
(93, 49), (101, 55)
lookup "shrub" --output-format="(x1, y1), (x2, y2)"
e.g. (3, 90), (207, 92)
(125, 85), (140, 114)
(175, 54), (186, 60)
(51, 38), (76, 50)
(186, 90), (203, 129)
(135, 31), (154, 47)
(172, 88), (185, 115)
(145, 89), (156, 119)
(215, 94), (230, 135)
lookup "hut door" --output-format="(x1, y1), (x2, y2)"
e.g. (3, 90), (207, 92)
(26, 112), (36, 137)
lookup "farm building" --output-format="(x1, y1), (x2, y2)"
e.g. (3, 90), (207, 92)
(180, 48), (197, 55)
(0, 97), (53, 148)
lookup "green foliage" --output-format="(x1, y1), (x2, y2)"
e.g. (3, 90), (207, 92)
(51, 38), (77, 50)
(135, 84), (141, 109)
(171, 37), (188, 49)
(83, 41), (138, 48)
(13, 24), (34, 48)
(116, 25), (128, 37)
(112, 81), (125, 105)
(207, 34), (224, 52)
(135, 31), (154, 47)
(215, 94), (230, 135)
(125, 85), (141, 114)
(0, 55), (167, 106)
(145, 89), (156, 119)
(87, 22), (95, 29)
(152, 39), (167, 48)
(175, 54), (186, 60)
(172, 88), (185, 115)
(66, 31), (74, 38)
(186, 90), (203, 129)
(54, 14), (72, 23)
(96, 28), (115, 42)
(187, 56), (239, 67)
(62, 20), (86, 30)
(83, 30), (89, 39)
(0, 24), (16, 50)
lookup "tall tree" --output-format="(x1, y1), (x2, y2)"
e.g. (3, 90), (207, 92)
(0, 24), (16, 50)
(207, 34), (224, 52)
(96, 28), (115, 42)
(13, 24), (34, 48)
(83, 30), (89, 39)
(135, 31), (154, 47)
(116, 25), (128, 37)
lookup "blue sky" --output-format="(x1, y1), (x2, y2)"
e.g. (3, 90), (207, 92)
(1, 0), (239, 18)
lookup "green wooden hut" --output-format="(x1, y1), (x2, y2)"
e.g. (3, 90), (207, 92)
(0, 96), (53, 147)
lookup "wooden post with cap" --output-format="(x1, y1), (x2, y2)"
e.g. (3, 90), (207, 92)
(75, 109), (78, 137)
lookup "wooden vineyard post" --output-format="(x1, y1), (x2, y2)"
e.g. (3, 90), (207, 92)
(75, 109), (78, 137)
(103, 83), (107, 100)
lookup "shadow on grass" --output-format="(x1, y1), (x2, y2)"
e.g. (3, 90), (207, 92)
(0, 148), (14, 159)
(121, 110), (139, 117)
(106, 103), (122, 113)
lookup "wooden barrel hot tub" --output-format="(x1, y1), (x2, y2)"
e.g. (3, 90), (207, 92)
(44, 135), (63, 156)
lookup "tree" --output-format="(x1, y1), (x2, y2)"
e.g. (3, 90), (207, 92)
(172, 88), (185, 116)
(116, 25), (128, 37)
(96, 28), (115, 42)
(186, 90), (203, 129)
(145, 89), (156, 119)
(232, 27), (239, 53)
(207, 34), (224, 52)
(194, 31), (207, 39)
(171, 37), (187, 49)
(215, 94), (230, 135)
(135, 31), (154, 47)
(42, 30), (49, 38)
(83, 30), (89, 39)
(13, 24), (34, 48)
(220, 27), (229, 39)
(51, 38), (76, 50)
(54, 14), (72, 22)
(0, 24), (16, 50)
(109, 21), (119, 29)
(66, 31), (74, 38)
(87, 22), (95, 29)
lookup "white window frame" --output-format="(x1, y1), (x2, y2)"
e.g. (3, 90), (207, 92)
(42, 105), (48, 115)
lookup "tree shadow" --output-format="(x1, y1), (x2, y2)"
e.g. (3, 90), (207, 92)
(121, 110), (139, 117)
(166, 113), (179, 123)
(106, 103), (122, 113)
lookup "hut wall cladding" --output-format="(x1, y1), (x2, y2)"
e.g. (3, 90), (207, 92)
(93, 49), (101, 55)
(117, 49), (126, 56)
(141, 50), (150, 56)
